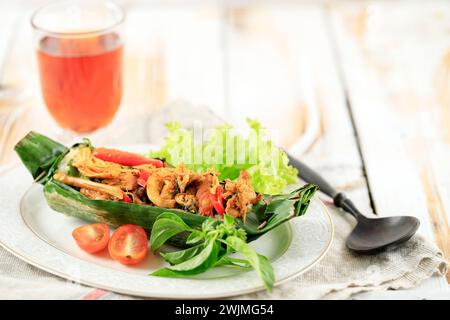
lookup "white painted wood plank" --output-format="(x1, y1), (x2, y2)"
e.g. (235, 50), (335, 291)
(224, 4), (316, 149)
(0, 4), (21, 85)
(224, 3), (373, 213)
(329, 1), (449, 286)
(292, 5), (372, 213)
(123, 3), (225, 117)
(329, 2), (437, 239)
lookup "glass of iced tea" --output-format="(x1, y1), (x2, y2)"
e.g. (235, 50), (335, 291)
(31, 0), (124, 133)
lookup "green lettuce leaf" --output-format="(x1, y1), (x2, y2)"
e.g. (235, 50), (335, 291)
(149, 119), (298, 194)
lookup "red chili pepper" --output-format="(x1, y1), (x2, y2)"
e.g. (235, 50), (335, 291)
(136, 169), (151, 187)
(122, 193), (132, 203)
(210, 186), (225, 215)
(139, 169), (151, 181)
(93, 148), (164, 167)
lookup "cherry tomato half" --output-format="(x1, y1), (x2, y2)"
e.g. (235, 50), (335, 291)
(108, 224), (148, 265)
(72, 223), (110, 254)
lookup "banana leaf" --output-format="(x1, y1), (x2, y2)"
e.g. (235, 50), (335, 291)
(15, 131), (318, 248)
(15, 131), (69, 184)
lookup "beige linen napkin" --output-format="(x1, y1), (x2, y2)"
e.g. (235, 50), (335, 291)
(241, 206), (448, 299)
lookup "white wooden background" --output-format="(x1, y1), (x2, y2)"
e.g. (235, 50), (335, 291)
(0, 0), (449, 299)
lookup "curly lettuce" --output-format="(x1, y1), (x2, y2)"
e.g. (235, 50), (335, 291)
(149, 119), (298, 194)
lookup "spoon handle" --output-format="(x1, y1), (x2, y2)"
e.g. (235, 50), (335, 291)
(287, 154), (364, 219)
(287, 155), (337, 198)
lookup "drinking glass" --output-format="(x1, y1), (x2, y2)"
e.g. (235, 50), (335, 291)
(31, 0), (125, 134)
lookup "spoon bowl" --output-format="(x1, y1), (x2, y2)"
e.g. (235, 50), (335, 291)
(346, 215), (420, 253)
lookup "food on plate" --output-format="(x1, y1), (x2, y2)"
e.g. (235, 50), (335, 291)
(108, 224), (148, 265)
(15, 131), (317, 246)
(72, 223), (110, 253)
(52, 143), (261, 221)
(15, 130), (318, 290)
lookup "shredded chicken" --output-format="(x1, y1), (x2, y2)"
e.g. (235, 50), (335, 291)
(195, 169), (220, 216)
(175, 163), (203, 193)
(80, 188), (111, 200)
(53, 172), (124, 199)
(102, 172), (138, 191)
(134, 163), (161, 172)
(72, 147), (138, 191)
(127, 191), (146, 204)
(223, 171), (262, 221)
(72, 147), (124, 178)
(146, 168), (178, 208)
(144, 164), (208, 209)
(59, 147), (261, 219)
(175, 193), (196, 208)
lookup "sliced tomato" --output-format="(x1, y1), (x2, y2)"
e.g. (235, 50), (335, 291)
(209, 186), (225, 215)
(139, 169), (151, 181)
(108, 224), (148, 265)
(137, 169), (151, 187)
(93, 148), (164, 167)
(72, 223), (110, 254)
(137, 178), (147, 187)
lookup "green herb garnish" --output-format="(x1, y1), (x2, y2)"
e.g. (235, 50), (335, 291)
(150, 212), (275, 291)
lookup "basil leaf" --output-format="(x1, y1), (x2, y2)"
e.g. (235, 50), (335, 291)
(225, 235), (275, 291)
(160, 244), (204, 265)
(215, 256), (251, 269)
(150, 216), (192, 251)
(223, 214), (234, 226)
(157, 212), (191, 226)
(152, 240), (221, 276)
(186, 230), (204, 244)
(202, 218), (217, 232)
(167, 240), (218, 272)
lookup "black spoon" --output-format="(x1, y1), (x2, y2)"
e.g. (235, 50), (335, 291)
(288, 155), (420, 254)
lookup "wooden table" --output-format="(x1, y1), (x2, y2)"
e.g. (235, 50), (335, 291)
(0, 0), (448, 299)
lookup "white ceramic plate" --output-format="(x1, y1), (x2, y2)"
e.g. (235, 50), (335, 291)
(0, 166), (333, 298)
